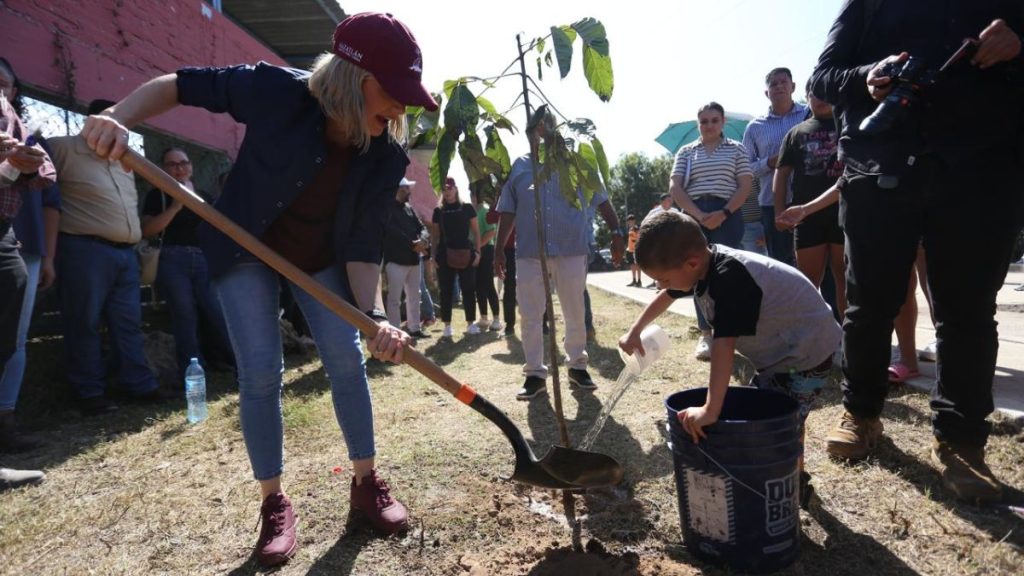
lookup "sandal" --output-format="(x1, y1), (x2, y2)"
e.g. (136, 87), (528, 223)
(887, 362), (920, 384)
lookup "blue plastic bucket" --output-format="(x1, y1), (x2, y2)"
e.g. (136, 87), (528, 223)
(665, 387), (802, 573)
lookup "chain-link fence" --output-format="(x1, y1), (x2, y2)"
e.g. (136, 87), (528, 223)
(22, 96), (145, 153)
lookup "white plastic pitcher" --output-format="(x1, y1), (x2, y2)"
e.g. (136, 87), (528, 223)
(619, 324), (670, 374)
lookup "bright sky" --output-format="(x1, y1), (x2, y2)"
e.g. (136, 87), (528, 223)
(343, 0), (846, 186)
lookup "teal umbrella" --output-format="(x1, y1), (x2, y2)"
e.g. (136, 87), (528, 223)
(655, 118), (750, 154)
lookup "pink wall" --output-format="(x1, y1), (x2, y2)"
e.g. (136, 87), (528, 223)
(0, 0), (288, 157)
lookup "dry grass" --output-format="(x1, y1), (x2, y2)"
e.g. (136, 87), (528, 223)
(1, 286), (1022, 575)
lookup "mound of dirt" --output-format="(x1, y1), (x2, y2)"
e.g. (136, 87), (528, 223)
(529, 547), (640, 576)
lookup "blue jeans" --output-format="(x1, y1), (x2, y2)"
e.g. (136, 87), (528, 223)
(0, 254), (38, 410)
(693, 196), (744, 330)
(58, 234), (157, 399)
(214, 262), (375, 481)
(760, 206), (795, 266)
(156, 245), (232, 376)
(742, 221), (768, 255)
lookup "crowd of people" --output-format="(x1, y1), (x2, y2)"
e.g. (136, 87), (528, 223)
(1, 3), (1022, 569)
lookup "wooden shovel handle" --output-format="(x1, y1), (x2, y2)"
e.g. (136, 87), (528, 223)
(121, 149), (471, 401)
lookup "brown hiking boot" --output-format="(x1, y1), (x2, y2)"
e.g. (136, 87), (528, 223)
(931, 439), (1003, 505)
(350, 470), (408, 534)
(255, 493), (297, 567)
(826, 411), (883, 461)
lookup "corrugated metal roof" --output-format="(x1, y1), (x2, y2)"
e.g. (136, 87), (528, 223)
(221, 0), (346, 68)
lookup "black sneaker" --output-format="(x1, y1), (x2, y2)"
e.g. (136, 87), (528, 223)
(79, 396), (119, 416)
(408, 330), (430, 339)
(516, 376), (546, 401)
(568, 368), (597, 390)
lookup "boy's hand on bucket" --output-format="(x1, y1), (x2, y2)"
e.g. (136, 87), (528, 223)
(678, 406), (718, 443)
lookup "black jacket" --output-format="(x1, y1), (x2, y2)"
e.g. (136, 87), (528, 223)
(382, 200), (425, 266)
(810, 0), (1024, 175)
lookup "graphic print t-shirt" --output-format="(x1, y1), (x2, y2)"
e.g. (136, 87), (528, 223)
(777, 117), (843, 205)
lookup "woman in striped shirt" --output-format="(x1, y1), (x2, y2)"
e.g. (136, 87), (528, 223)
(668, 102), (753, 360)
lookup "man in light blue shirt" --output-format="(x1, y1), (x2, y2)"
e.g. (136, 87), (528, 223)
(494, 120), (623, 400)
(742, 67), (808, 266)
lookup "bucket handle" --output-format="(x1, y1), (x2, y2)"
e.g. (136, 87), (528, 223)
(694, 443), (768, 501)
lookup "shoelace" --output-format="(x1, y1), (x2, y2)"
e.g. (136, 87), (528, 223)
(255, 499), (288, 539)
(372, 477), (394, 507)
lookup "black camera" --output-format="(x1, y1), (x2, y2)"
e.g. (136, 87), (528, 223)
(858, 57), (937, 135)
(858, 40), (979, 136)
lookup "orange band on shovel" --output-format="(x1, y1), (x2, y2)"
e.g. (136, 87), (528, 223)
(455, 384), (477, 405)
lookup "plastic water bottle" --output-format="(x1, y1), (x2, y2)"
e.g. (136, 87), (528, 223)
(619, 324), (671, 374)
(184, 358), (207, 424)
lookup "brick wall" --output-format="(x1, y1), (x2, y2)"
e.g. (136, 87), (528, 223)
(0, 0), (288, 157)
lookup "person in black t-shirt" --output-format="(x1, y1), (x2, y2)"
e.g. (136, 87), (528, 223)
(382, 177), (428, 338)
(142, 147), (233, 377)
(773, 87), (846, 320)
(428, 177), (481, 338)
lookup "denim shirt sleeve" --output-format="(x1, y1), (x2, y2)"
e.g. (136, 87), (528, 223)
(176, 65), (257, 124)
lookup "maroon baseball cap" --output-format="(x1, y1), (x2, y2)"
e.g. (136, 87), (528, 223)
(332, 12), (438, 111)
(444, 177), (456, 188)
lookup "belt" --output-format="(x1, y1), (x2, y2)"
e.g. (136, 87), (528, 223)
(61, 233), (135, 249)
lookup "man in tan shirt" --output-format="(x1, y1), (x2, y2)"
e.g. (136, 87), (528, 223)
(47, 100), (161, 415)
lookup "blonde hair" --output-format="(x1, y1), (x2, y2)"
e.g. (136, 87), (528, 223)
(307, 53), (408, 152)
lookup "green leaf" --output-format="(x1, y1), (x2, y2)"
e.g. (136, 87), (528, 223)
(544, 51), (553, 68)
(476, 95), (498, 118)
(571, 18), (609, 56)
(442, 79), (460, 100)
(592, 137), (611, 186)
(570, 18), (614, 101)
(550, 25), (576, 79)
(429, 128), (457, 193)
(484, 126), (512, 177)
(459, 132), (503, 184)
(535, 37), (546, 54)
(536, 56), (543, 81)
(575, 143), (603, 203)
(443, 83), (480, 134)
(583, 45), (614, 102)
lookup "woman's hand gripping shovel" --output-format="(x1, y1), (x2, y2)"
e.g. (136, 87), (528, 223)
(121, 149), (623, 490)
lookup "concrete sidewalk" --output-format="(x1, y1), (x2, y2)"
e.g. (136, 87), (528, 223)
(587, 265), (1024, 423)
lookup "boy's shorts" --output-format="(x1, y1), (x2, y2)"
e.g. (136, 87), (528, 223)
(752, 356), (833, 422)
(625, 251), (636, 265)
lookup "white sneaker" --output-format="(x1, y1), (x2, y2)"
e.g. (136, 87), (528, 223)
(919, 340), (938, 362)
(694, 334), (712, 361)
(442, 325), (453, 338)
(467, 324), (482, 335)
(489, 319), (505, 332)
(475, 316), (490, 328)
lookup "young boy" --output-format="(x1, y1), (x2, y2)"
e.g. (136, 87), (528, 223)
(619, 211), (841, 503)
(625, 214), (640, 286)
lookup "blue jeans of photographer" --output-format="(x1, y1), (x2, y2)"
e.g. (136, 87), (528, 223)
(214, 262), (375, 481)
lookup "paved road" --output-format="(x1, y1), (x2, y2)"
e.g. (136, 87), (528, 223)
(587, 264), (1024, 423)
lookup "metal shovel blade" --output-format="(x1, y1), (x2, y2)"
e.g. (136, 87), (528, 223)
(517, 444), (625, 489)
(470, 392), (624, 490)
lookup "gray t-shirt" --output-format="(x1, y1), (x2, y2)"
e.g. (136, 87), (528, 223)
(669, 245), (840, 375)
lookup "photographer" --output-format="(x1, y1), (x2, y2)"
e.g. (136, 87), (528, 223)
(811, 1), (1023, 504)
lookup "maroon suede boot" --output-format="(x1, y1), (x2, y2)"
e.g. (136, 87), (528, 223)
(350, 470), (409, 534)
(255, 492), (297, 566)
